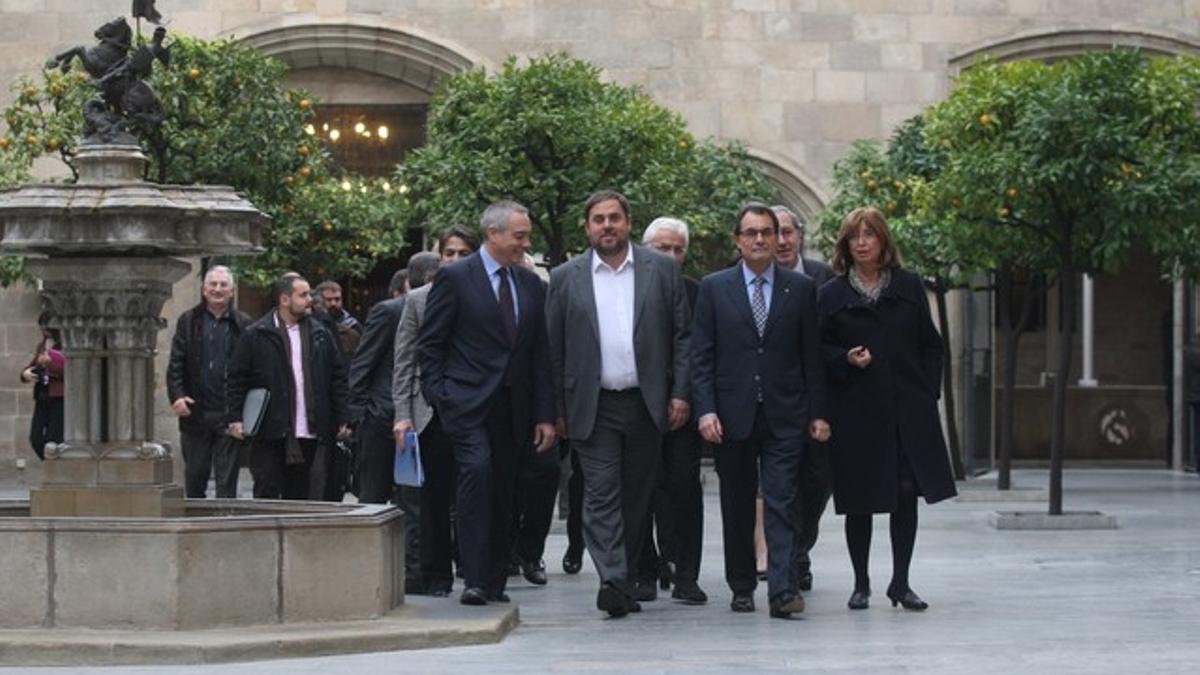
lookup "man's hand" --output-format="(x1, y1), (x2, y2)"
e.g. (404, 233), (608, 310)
(337, 424), (352, 440)
(228, 422), (244, 440)
(19, 367), (37, 384)
(847, 346), (872, 369)
(171, 396), (195, 418)
(533, 422), (558, 452)
(809, 418), (831, 443)
(393, 420), (414, 447)
(698, 413), (723, 445)
(667, 398), (690, 431)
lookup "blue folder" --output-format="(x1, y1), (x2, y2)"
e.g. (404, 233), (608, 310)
(394, 431), (424, 487)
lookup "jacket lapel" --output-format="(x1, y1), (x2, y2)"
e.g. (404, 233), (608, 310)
(632, 245), (652, 332)
(761, 271), (791, 340)
(724, 266), (756, 333)
(467, 253), (509, 347)
(575, 253), (601, 345)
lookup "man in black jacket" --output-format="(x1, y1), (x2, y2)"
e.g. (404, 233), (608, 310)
(166, 265), (250, 498)
(227, 273), (350, 500)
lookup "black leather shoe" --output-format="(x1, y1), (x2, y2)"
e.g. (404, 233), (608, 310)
(520, 557), (548, 586)
(429, 587), (450, 598)
(460, 587), (487, 606)
(658, 560), (675, 590)
(597, 582), (630, 618)
(670, 581), (708, 605)
(887, 586), (928, 611)
(769, 592), (805, 619)
(634, 580), (658, 602)
(627, 599), (642, 613)
(730, 592), (755, 613)
(562, 549), (583, 575)
(486, 591), (511, 603)
(847, 588), (870, 610)
(797, 570), (814, 592)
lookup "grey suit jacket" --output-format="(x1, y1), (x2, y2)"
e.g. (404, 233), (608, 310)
(546, 243), (691, 441)
(799, 257), (833, 289)
(391, 284), (434, 434)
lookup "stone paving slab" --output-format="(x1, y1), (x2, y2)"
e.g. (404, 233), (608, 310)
(1, 468), (1198, 673)
(0, 599), (517, 667)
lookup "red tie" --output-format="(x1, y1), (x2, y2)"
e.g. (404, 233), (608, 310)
(498, 267), (517, 344)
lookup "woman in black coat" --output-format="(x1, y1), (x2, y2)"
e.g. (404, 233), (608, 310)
(818, 207), (956, 612)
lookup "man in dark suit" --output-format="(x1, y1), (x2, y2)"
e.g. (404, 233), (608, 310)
(773, 204), (833, 593)
(691, 202), (829, 618)
(546, 191), (691, 618)
(637, 216), (707, 605)
(417, 200), (557, 606)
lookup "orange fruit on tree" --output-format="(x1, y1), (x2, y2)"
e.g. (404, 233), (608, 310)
(979, 113), (991, 126)
(298, 146), (310, 157)
(299, 99), (311, 110)
(0, 137), (9, 150)
(298, 166), (311, 177)
(188, 68), (201, 81)
(1006, 187), (1018, 198)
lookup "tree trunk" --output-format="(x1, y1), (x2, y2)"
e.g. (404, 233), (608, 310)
(1049, 235), (1075, 516)
(997, 266), (1044, 490)
(934, 283), (965, 480)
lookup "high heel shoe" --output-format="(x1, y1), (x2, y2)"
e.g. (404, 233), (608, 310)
(847, 588), (870, 610)
(886, 587), (928, 611)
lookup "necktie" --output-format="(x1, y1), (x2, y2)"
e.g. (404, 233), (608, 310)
(752, 276), (767, 338)
(498, 267), (517, 344)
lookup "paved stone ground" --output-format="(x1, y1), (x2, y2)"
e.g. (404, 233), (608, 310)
(3, 468), (1198, 674)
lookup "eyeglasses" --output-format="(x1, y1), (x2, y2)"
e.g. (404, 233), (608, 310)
(738, 227), (775, 240)
(849, 229), (878, 242)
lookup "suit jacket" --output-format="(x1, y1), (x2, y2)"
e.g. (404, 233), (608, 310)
(347, 296), (406, 422)
(546, 244), (691, 441)
(417, 252), (554, 446)
(799, 257), (833, 289)
(690, 264), (826, 442)
(392, 284), (435, 434)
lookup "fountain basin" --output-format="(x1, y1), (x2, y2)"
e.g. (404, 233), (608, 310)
(0, 500), (405, 630)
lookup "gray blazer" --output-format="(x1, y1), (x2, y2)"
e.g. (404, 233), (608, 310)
(546, 243), (691, 441)
(391, 283), (434, 434)
(800, 257), (833, 289)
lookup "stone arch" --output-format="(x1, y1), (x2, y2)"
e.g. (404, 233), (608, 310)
(742, 147), (829, 228)
(223, 15), (494, 96)
(950, 25), (1200, 71)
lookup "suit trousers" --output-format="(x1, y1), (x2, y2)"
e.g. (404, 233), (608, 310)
(355, 412), (397, 504)
(715, 405), (803, 600)
(181, 410), (240, 498)
(419, 415), (458, 592)
(791, 441), (832, 577)
(573, 389), (661, 591)
(639, 424), (704, 584)
(250, 437), (317, 500)
(512, 437), (562, 564)
(445, 389), (517, 595)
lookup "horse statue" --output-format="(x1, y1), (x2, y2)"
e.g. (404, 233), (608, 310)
(45, 18), (171, 145)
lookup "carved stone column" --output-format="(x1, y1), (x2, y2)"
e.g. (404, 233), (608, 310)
(28, 258), (190, 517)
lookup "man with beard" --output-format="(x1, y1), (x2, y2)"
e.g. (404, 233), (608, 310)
(546, 191), (691, 617)
(227, 273), (350, 500)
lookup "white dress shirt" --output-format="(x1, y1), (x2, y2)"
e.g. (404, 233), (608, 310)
(592, 246), (639, 390)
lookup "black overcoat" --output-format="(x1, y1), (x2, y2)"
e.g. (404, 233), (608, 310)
(817, 269), (956, 514)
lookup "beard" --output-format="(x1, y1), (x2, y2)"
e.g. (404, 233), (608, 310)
(592, 234), (628, 258)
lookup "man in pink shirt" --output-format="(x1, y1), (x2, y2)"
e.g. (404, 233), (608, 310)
(227, 273), (350, 500)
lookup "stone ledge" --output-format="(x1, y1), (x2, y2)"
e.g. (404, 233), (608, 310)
(989, 510), (1119, 530)
(0, 600), (518, 666)
(955, 487), (1049, 503)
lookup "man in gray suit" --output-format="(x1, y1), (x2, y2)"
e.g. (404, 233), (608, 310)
(393, 238), (476, 596)
(546, 190), (692, 618)
(773, 205), (833, 593)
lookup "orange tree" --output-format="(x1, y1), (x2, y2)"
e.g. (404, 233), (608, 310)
(395, 53), (775, 274)
(0, 32), (405, 288)
(922, 49), (1200, 514)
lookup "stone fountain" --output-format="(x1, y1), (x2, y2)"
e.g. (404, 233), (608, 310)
(0, 13), (513, 665)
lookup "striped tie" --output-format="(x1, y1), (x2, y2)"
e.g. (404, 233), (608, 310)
(751, 276), (767, 338)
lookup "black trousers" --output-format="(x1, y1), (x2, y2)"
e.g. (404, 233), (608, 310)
(445, 390), (517, 595)
(28, 396), (63, 461)
(511, 436), (562, 564)
(181, 410), (241, 498)
(639, 423), (704, 584)
(419, 415), (457, 592)
(573, 389), (661, 590)
(714, 406), (802, 600)
(355, 411), (397, 504)
(791, 441), (832, 577)
(566, 443), (584, 555)
(250, 437), (317, 500)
